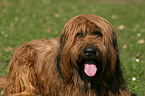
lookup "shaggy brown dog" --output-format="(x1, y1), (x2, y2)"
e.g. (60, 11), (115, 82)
(1, 14), (131, 96)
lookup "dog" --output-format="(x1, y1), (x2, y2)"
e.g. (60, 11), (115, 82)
(1, 14), (131, 96)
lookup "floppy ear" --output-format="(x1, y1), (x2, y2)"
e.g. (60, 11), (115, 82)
(109, 29), (119, 74)
(101, 20), (120, 79)
(56, 49), (63, 79)
(102, 22), (125, 88)
(59, 27), (68, 49)
(56, 29), (73, 83)
(112, 30), (119, 53)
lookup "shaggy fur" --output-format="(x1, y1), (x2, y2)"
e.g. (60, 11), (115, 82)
(2, 14), (131, 96)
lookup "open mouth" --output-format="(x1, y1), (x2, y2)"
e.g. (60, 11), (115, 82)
(77, 57), (102, 79)
(84, 60), (97, 77)
(77, 46), (103, 78)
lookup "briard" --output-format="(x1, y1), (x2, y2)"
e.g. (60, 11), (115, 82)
(1, 14), (131, 96)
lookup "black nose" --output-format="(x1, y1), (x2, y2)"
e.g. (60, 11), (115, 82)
(83, 47), (96, 56)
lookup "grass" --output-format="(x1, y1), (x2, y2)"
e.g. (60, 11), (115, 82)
(0, 0), (145, 95)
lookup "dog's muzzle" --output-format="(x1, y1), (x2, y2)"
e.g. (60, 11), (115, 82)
(82, 47), (97, 77)
(83, 47), (96, 57)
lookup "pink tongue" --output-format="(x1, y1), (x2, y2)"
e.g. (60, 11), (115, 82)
(84, 64), (97, 77)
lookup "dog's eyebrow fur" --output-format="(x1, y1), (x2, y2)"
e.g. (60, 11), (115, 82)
(74, 18), (100, 33)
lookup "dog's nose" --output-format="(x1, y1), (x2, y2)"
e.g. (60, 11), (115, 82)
(83, 47), (96, 56)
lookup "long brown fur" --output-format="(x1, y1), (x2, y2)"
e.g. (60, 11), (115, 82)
(1, 14), (131, 96)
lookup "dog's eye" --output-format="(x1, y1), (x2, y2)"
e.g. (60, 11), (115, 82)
(95, 32), (103, 37)
(76, 32), (83, 38)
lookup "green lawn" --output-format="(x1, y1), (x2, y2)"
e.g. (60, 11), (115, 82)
(0, 0), (145, 95)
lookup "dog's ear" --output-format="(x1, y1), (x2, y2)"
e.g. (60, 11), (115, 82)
(56, 48), (73, 83)
(102, 23), (125, 89)
(110, 29), (119, 73)
(112, 30), (119, 53)
(59, 31), (67, 49)
(56, 28), (73, 83)
(101, 20), (120, 78)
(56, 49), (64, 80)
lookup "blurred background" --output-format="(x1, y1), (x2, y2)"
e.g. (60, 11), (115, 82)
(0, 0), (145, 95)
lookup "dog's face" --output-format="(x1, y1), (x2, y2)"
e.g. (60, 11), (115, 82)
(58, 14), (119, 82)
(73, 21), (104, 78)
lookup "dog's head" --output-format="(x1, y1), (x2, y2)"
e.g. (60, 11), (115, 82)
(57, 14), (120, 83)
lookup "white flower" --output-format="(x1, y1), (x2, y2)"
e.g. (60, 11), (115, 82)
(132, 77), (136, 81)
(136, 59), (140, 62)
(137, 33), (141, 37)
